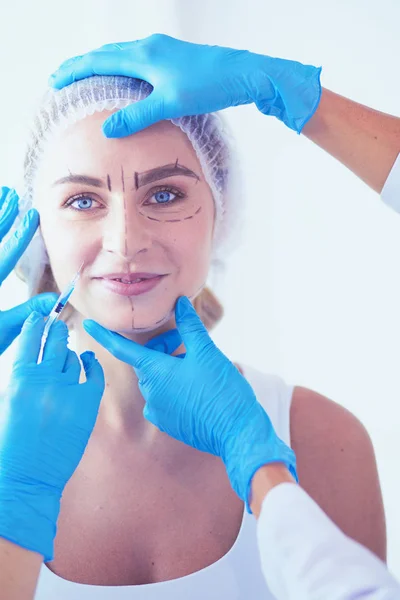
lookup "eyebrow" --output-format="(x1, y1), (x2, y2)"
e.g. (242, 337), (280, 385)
(134, 161), (200, 189)
(52, 174), (105, 188)
(52, 162), (200, 190)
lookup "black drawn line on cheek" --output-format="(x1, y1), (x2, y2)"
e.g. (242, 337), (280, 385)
(123, 193), (128, 256)
(127, 201), (203, 330)
(107, 174), (112, 192)
(123, 187), (135, 330)
(137, 206), (202, 223)
(129, 295), (135, 330)
(134, 171), (139, 191)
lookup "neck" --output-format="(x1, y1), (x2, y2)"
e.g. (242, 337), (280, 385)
(70, 317), (185, 446)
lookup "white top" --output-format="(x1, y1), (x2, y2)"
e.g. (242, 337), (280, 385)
(34, 364), (294, 599)
(381, 152), (400, 213)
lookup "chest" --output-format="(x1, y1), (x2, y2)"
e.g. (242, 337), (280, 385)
(46, 452), (244, 586)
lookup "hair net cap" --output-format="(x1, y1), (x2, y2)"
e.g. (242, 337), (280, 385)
(9, 75), (245, 296)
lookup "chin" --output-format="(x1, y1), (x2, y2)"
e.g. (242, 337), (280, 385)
(84, 305), (175, 336)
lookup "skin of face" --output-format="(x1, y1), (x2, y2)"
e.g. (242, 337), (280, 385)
(33, 110), (216, 338)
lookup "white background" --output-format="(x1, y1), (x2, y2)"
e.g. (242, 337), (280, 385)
(0, 0), (399, 580)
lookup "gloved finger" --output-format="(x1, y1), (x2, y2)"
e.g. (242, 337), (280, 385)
(14, 311), (46, 364)
(63, 348), (81, 381)
(143, 403), (158, 428)
(0, 209), (40, 283)
(22, 292), (58, 315)
(80, 350), (105, 398)
(0, 187), (19, 243)
(83, 319), (160, 371)
(91, 41), (139, 53)
(0, 293), (58, 355)
(102, 92), (165, 138)
(0, 186), (11, 209)
(41, 320), (70, 371)
(4, 293), (58, 327)
(175, 296), (212, 353)
(145, 328), (182, 355)
(49, 50), (147, 90)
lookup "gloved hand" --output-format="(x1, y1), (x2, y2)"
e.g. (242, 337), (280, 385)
(49, 33), (322, 137)
(0, 186), (58, 354)
(82, 296), (297, 513)
(0, 313), (105, 561)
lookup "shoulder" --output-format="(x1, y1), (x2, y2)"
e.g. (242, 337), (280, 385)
(290, 386), (386, 561)
(290, 386), (372, 452)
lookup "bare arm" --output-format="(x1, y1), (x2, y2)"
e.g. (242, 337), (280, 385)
(250, 463), (295, 517)
(302, 88), (400, 193)
(0, 537), (43, 600)
(290, 386), (387, 561)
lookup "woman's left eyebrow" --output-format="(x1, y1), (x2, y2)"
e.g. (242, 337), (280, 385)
(135, 162), (200, 189)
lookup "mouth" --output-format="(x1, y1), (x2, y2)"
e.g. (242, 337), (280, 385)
(93, 273), (168, 297)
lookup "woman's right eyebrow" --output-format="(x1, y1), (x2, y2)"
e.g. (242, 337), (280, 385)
(52, 174), (105, 188)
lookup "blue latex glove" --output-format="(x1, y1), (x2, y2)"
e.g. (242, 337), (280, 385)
(83, 296), (297, 513)
(49, 34), (322, 137)
(0, 186), (58, 354)
(0, 313), (105, 561)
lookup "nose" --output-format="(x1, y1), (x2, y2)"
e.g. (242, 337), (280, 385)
(102, 199), (153, 260)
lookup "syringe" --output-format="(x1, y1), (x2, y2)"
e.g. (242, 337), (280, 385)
(37, 262), (84, 364)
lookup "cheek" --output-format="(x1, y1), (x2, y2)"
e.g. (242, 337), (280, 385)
(39, 214), (95, 288)
(173, 213), (214, 280)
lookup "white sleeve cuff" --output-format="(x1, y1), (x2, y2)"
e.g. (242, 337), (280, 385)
(257, 483), (399, 600)
(381, 152), (400, 213)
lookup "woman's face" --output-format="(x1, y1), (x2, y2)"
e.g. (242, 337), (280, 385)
(34, 111), (215, 334)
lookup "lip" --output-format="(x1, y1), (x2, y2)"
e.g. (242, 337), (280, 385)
(96, 272), (164, 280)
(94, 274), (167, 297)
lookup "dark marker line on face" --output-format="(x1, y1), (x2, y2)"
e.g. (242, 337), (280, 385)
(134, 162), (200, 190)
(139, 213), (161, 222)
(121, 166), (125, 192)
(107, 174), (112, 192)
(124, 190), (128, 257)
(138, 206), (202, 223)
(130, 296), (135, 330)
(53, 162), (200, 191)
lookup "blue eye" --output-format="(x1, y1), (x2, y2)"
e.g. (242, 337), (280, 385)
(153, 190), (176, 204)
(147, 186), (185, 206)
(73, 197), (93, 210)
(66, 195), (98, 211)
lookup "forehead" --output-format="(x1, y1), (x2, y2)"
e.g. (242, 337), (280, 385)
(35, 110), (201, 183)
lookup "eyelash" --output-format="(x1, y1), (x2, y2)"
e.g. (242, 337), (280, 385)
(64, 186), (186, 212)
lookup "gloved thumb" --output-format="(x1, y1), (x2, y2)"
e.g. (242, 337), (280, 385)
(80, 351), (105, 396)
(102, 92), (166, 138)
(145, 328), (183, 355)
(175, 296), (212, 353)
